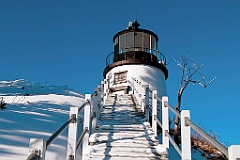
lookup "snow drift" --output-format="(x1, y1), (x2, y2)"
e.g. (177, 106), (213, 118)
(0, 79), (84, 160)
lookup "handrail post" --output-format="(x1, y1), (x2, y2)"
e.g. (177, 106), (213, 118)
(228, 145), (240, 160)
(181, 110), (191, 160)
(66, 106), (79, 160)
(82, 94), (91, 159)
(145, 85), (150, 122)
(162, 96), (169, 151)
(90, 88), (98, 135)
(141, 85), (147, 113)
(96, 84), (102, 119)
(133, 78), (137, 95)
(103, 79), (109, 105)
(133, 78), (143, 105)
(27, 138), (46, 160)
(100, 81), (104, 115)
(137, 81), (142, 105)
(152, 90), (157, 136)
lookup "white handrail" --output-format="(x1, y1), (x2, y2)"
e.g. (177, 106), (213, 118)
(133, 78), (240, 160)
(27, 81), (104, 160)
(66, 106), (79, 159)
(185, 117), (228, 156)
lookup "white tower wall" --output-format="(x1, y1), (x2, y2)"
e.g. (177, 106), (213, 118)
(106, 64), (167, 97)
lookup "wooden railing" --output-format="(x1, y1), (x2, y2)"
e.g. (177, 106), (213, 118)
(26, 82), (104, 160)
(133, 78), (240, 160)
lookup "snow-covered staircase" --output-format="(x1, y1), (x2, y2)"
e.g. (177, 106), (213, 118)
(86, 94), (168, 160)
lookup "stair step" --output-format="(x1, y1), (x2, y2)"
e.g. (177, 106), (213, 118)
(89, 147), (166, 158)
(102, 106), (140, 109)
(100, 114), (144, 117)
(95, 128), (148, 132)
(89, 144), (166, 155)
(100, 112), (144, 115)
(90, 141), (160, 147)
(91, 139), (160, 147)
(90, 132), (156, 140)
(87, 147), (167, 158)
(99, 119), (144, 123)
(100, 116), (145, 119)
(89, 135), (159, 144)
(87, 155), (168, 160)
(94, 129), (153, 134)
(87, 94), (168, 159)
(97, 123), (150, 129)
(96, 127), (151, 131)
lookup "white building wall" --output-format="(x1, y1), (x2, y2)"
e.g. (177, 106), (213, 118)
(106, 64), (167, 97)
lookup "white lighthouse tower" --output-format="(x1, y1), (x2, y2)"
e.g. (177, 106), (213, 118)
(103, 20), (168, 97)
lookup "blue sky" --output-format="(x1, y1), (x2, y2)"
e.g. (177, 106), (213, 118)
(0, 1), (239, 146)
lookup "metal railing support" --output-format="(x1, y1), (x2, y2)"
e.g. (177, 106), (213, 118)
(46, 118), (75, 148)
(27, 138), (46, 160)
(66, 106), (79, 160)
(181, 110), (191, 160)
(76, 128), (88, 152)
(228, 145), (240, 160)
(166, 131), (182, 157)
(103, 79), (109, 105)
(145, 85), (150, 122)
(82, 94), (91, 159)
(152, 90), (157, 136)
(162, 96), (169, 151)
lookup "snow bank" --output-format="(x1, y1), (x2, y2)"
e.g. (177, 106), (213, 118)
(0, 94), (84, 160)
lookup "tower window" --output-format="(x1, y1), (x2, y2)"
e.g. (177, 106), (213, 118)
(114, 71), (127, 85)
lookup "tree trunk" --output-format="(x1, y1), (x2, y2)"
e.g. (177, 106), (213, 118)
(174, 90), (182, 144)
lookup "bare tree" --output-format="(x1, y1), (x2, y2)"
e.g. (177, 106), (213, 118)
(191, 131), (227, 159)
(173, 56), (216, 143)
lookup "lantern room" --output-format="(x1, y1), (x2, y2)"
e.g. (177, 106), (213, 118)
(113, 20), (158, 59)
(103, 21), (168, 95)
(104, 20), (168, 79)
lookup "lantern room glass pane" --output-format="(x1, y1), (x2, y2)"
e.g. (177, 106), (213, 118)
(135, 32), (143, 50)
(114, 37), (119, 53)
(151, 36), (157, 54)
(143, 33), (150, 51)
(126, 32), (134, 51)
(119, 34), (126, 53)
(116, 31), (158, 54)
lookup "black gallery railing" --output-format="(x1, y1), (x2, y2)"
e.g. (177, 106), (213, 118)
(106, 47), (167, 67)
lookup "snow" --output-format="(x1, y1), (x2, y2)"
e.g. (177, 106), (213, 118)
(0, 79), (83, 97)
(0, 79), (206, 160)
(0, 79), (84, 160)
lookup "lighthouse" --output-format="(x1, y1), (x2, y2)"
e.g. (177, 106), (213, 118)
(103, 20), (168, 97)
